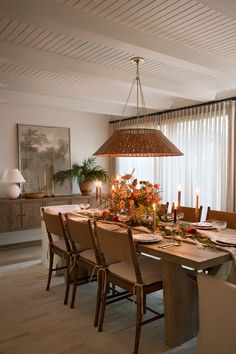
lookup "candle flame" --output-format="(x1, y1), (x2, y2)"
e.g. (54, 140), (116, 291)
(177, 184), (182, 191)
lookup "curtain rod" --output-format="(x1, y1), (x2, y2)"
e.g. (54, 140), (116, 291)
(109, 96), (236, 124)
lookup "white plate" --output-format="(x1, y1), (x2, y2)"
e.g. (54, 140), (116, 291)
(133, 234), (163, 243)
(210, 235), (236, 246)
(191, 222), (215, 230)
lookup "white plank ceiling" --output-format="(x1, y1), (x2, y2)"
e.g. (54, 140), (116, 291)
(1, 0), (236, 116)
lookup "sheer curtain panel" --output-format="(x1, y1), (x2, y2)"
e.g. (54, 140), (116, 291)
(115, 100), (233, 213)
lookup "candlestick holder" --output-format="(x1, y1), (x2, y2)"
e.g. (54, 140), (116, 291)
(153, 217), (156, 233)
(195, 209), (199, 224)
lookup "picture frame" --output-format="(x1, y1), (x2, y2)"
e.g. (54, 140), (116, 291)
(17, 124), (72, 196)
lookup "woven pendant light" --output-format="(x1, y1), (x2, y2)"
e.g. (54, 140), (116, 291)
(94, 57), (183, 157)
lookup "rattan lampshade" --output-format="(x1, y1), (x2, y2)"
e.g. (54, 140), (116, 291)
(93, 57), (184, 158)
(94, 128), (183, 157)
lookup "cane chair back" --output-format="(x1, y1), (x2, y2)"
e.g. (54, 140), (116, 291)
(206, 207), (236, 229)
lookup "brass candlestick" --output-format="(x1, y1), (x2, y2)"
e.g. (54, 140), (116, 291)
(195, 209), (199, 224)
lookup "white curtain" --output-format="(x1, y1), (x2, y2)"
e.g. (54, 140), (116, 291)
(115, 100), (235, 216)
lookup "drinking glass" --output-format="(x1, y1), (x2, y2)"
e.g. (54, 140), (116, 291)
(80, 203), (90, 210)
(212, 220), (227, 232)
(176, 212), (184, 224)
(117, 211), (130, 224)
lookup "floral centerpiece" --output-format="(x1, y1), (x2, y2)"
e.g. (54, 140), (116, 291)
(101, 173), (162, 227)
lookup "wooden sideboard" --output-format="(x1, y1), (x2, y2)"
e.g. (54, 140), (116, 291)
(0, 194), (97, 233)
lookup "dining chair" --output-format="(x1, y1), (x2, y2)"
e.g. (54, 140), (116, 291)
(42, 208), (73, 305)
(195, 273), (236, 354)
(179, 205), (203, 222)
(206, 207), (236, 229)
(41, 204), (80, 270)
(94, 221), (163, 354)
(160, 202), (169, 214)
(65, 216), (101, 313)
(206, 207), (236, 283)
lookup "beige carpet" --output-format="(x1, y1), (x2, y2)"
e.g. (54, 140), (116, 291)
(0, 262), (195, 354)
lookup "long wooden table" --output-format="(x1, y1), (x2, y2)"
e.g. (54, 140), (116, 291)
(137, 236), (232, 347)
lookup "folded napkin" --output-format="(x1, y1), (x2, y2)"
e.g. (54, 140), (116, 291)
(131, 226), (151, 234)
(201, 230), (236, 285)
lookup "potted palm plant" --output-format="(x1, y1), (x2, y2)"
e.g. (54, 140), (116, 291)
(53, 157), (109, 195)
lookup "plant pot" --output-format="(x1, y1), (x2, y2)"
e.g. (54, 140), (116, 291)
(79, 180), (94, 195)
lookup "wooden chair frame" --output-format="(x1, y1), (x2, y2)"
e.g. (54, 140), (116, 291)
(42, 209), (72, 305)
(65, 217), (100, 312)
(206, 207), (236, 229)
(178, 205), (203, 222)
(94, 222), (163, 354)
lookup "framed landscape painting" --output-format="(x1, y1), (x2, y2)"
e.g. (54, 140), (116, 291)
(17, 124), (72, 195)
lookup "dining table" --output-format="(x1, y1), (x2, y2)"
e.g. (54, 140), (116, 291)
(136, 229), (234, 348)
(52, 208), (235, 348)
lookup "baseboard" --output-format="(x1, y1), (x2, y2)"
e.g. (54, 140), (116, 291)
(0, 239), (42, 251)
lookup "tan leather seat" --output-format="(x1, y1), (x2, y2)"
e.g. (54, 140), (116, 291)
(94, 222), (163, 354)
(195, 274), (236, 354)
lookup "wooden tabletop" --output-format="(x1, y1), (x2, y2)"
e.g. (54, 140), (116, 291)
(137, 238), (231, 270)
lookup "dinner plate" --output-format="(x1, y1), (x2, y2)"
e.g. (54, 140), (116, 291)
(191, 222), (215, 230)
(210, 235), (236, 246)
(132, 234), (163, 243)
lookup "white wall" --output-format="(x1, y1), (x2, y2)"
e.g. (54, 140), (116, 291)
(0, 102), (111, 196)
(0, 102), (111, 244)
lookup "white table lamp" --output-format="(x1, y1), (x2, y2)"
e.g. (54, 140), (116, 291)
(1, 169), (26, 198)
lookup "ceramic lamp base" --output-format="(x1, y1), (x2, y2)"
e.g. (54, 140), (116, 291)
(5, 184), (21, 199)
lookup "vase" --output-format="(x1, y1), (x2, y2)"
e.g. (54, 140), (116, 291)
(79, 180), (94, 195)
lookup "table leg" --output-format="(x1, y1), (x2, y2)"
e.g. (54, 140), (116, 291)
(161, 260), (199, 347)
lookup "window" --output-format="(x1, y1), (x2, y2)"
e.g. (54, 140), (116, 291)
(116, 103), (229, 216)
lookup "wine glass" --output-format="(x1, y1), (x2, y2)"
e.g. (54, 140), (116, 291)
(80, 203), (90, 210)
(117, 210), (130, 224)
(212, 220), (227, 232)
(176, 212), (184, 224)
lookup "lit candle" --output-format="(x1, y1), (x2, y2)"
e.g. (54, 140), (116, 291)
(116, 174), (120, 181)
(98, 181), (102, 202)
(173, 201), (177, 223)
(96, 181), (99, 201)
(111, 185), (115, 193)
(195, 189), (199, 212)
(152, 203), (156, 232)
(177, 184), (182, 209)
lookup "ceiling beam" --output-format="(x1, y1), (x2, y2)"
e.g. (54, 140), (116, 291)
(1, 0), (236, 80)
(0, 86), (154, 116)
(0, 41), (216, 101)
(0, 69), (173, 111)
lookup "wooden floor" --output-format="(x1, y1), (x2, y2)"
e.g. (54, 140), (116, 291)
(0, 240), (41, 266)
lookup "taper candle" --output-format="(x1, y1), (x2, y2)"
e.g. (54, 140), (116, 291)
(98, 181), (102, 202)
(177, 184), (182, 209)
(96, 181), (99, 201)
(173, 201), (177, 223)
(152, 203), (156, 232)
(195, 189), (199, 212)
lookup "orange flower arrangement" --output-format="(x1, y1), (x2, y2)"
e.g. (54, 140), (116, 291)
(102, 173), (162, 226)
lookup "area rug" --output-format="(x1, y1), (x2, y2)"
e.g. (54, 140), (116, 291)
(0, 263), (195, 354)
